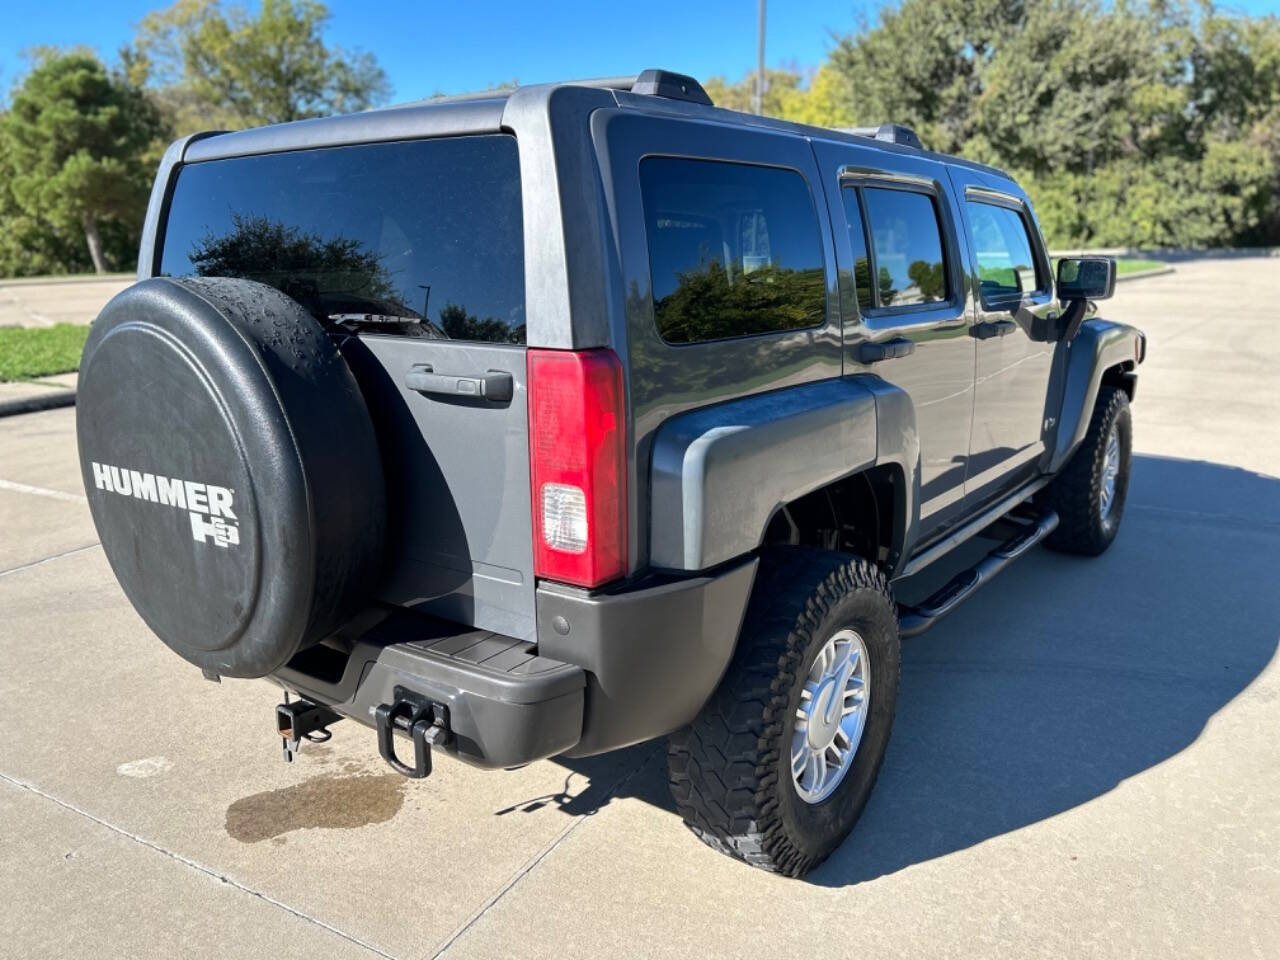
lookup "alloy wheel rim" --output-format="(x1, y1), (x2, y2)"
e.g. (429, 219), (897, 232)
(791, 628), (870, 804)
(1100, 424), (1121, 523)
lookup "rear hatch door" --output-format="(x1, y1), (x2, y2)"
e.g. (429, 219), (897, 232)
(157, 133), (536, 638)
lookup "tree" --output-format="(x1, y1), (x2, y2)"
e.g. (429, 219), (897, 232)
(705, 68), (813, 119)
(707, 0), (1278, 249)
(0, 51), (165, 273)
(701, 65), (848, 127)
(128, 0), (391, 133)
(187, 212), (399, 308)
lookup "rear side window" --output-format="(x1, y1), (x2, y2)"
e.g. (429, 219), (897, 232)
(159, 135), (526, 343)
(861, 187), (948, 308)
(839, 188), (874, 311)
(967, 200), (1045, 301)
(640, 157), (826, 344)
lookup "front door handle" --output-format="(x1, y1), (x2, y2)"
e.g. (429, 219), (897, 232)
(405, 365), (514, 402)
(972, 320), (1018, 340)
(859, 336), (916, 364)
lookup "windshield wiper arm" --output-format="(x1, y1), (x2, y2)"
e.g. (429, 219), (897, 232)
(327, 312), (423, 326)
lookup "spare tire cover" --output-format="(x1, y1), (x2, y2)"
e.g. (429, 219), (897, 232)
(77, 277), (385, 678)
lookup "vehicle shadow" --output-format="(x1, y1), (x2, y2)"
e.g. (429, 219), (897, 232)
(549, 455), (1280, 886)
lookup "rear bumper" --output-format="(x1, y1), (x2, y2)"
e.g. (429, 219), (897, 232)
(273, 612), (585, 769)
(535, 557), (758, 756)
(273, 557), (757, 768)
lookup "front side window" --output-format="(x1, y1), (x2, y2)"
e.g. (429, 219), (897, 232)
(160, 135), (526, 343)
(862, 187), (948, 308)
(640, 157), (826, 344)
(967, 200), (1045, 301)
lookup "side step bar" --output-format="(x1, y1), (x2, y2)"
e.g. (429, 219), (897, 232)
(897, 509), (1059, 639)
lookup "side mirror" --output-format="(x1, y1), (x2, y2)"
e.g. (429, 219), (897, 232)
(1056, 257), (1115, 301)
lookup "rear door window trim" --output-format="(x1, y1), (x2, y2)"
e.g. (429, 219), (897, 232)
(638, 153), (830, 347)
(839, 174), (962, 325)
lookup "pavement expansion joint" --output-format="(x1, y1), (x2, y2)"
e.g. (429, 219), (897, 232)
(0, 770), (401, 960)
(423, 746), (663, 960)
(0, 542), (101, 579)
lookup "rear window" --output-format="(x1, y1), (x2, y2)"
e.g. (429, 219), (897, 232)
(862, 187), (947, 308)
(639, 157), (826, 344)
(158, 135), (526, 343)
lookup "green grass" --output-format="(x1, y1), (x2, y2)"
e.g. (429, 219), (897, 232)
(0, 324), (91, 382)
(1114, 258), (1165, 275)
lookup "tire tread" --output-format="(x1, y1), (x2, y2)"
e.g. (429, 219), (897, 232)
(667, 548), (897, 876)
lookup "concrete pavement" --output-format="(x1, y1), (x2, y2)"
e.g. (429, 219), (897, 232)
(0, 275), (132, 328)
(1, 255), (1277, 959)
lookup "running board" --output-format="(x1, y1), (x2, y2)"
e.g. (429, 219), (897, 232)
(897, 509), (1059, 639)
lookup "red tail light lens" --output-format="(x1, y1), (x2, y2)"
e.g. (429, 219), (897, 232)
(527, 348), (627, 587)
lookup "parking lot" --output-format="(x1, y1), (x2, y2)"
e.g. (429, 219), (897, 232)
(2, 254), (1277, 959)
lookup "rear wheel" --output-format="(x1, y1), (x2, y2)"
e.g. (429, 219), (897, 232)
(667, 548), (900, 876)
(1044, 385), (1132, 556)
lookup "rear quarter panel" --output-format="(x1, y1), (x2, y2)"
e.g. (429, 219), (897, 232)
(590, 109), (843, 571)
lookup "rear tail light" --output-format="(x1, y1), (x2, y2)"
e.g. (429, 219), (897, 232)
(527, 348), (627, 587)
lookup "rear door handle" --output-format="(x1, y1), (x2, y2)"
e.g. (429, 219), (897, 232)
(972, 320), (1017, 340)
(859, 336), (916, 364)
(405, 365), (514, 403)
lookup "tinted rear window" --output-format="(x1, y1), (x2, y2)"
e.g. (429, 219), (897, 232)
(640, 157), (826, 344)
(159, 135), (525, 343)
(862, 187), (947, 308)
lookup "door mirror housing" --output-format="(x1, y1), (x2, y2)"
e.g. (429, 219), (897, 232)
(1056, 257), (1116, 301)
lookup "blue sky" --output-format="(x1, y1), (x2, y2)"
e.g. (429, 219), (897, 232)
(0, 0), (870, 102)
(3, 0), (1279, 104)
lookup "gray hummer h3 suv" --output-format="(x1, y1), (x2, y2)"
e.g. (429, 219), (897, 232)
(77, 69), (1146, 876)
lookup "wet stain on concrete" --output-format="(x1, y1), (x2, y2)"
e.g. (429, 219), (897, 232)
(225, 773), (406, 843)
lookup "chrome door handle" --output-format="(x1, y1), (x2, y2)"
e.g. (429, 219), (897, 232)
(859, 336), (916, 364)
(972, 320), (1017, 340)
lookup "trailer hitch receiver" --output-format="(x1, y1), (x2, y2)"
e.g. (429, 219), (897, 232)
(276, 698), (343, 762)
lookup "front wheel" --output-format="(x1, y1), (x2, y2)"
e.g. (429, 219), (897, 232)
(1043, 385), (1132, 556)
(667, 548), (900, 876)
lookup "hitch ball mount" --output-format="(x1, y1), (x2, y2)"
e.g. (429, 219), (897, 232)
(275, 690), (452, 778)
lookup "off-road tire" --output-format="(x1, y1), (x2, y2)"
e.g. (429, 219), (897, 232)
(667, 548), (900, 877)
(1043, 385), (1132, 556)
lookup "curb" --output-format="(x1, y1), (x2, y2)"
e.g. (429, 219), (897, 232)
(1116, 265), (1176, 283)
(0, 273), (134, 289)
(0, 390), (76, 418)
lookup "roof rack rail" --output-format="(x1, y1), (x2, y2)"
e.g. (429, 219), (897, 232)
(405, 69), (714, 109)
(630, 69), (713, 106)
(570, 75), (642, 93)
(839, 124), (924, 150)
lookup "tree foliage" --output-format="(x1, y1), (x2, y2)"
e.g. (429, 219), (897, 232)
(0, 51), (164, 273)
(716, 1), (1280, 248)
(126, 0), (390, 133)
(188, 213), (395, 299)
(0, 1), (393, 277)
(653, 261), (826, 343)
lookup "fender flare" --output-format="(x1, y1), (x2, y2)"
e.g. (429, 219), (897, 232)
(648, 377), (920, 573)
(1047, 319), (1145, 474)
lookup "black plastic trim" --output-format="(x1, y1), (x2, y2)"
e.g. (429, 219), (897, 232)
(273, 608), (584, 769)
(535, 557), (758, 756)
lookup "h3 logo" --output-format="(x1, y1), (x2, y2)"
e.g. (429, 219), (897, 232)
(190, 513), (241, 548)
